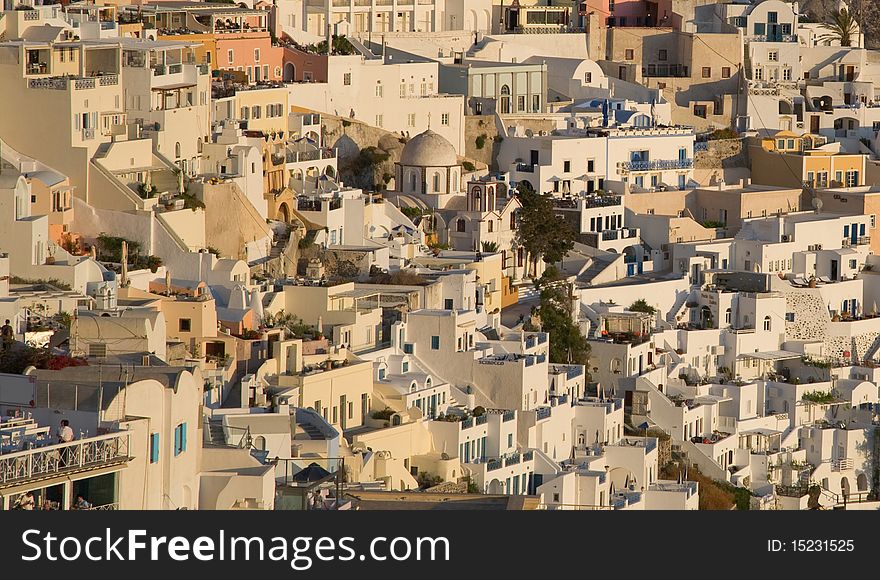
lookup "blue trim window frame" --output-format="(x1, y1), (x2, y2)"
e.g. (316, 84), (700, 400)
(173, 423), (187, 456)
(149, 433), (160, 464)
(431, 336), (440, 350)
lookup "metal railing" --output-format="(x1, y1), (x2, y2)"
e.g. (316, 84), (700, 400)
(621, 158), (693, 171)
(0, 431), (130, 487)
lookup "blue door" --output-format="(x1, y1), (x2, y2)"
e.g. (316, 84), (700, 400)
(627, 263), (636, 276)
(852, 223), (859, 244)
(678, 174), (686, 189)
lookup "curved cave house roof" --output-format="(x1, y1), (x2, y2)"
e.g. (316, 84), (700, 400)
(399, 129), (459, 168)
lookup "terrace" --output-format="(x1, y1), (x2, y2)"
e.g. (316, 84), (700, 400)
(1, 424), (131, 488)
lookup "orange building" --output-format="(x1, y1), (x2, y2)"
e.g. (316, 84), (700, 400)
(750, 131), (867, 189)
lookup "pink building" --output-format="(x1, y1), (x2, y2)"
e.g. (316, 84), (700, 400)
(578, 0), (678, 29)
(216, 32), (284, 83)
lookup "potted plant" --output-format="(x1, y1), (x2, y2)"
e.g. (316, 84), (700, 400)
(147, 255), (163, 273)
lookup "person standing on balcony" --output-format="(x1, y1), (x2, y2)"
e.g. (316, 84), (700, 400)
(1, 319), (13, 352)
(58, 419), (74, 444)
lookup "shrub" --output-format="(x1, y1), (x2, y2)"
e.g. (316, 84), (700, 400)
(628, 299), (657, 315)
(475, 134), (487, 149)
(371, 408), (395, 420)
(462, 161), (476, 172)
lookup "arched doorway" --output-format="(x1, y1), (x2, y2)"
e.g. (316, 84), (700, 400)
(277, 202), (290, 223)
(500, 85), (511, 114)
(856, 473), (868, 492)
(841, 476), (851, 499)
(487, 479), (503, 494)
(283, 62), (296, 82)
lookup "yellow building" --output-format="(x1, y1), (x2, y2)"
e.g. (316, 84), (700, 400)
(750, 131), (867, 189)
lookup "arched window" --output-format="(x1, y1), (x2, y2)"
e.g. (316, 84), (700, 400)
(433, 172), (441, 192)
(410, 172), (417, 191)
(725, 308), (731, 324)
(174, 142), (181, 159)
(763, 316), (771, 331)
(426, 377), (432, 389)
(457, 218), (466, 232)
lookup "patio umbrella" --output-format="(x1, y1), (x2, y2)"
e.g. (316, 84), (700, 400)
(546, 175), (561, 194)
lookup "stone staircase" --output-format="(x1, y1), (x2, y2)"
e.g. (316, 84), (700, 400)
(206, 418), (226, 446)
(579, 254), (617, 286)
(298, 422), (324, 440)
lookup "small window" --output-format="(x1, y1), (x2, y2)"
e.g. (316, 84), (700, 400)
(658, 49), (667, 61)
(431, 336), (440, 350)
(702, 67), (711, 78)
(227, 49), (234, 64)
(785, 313), (795, 322)
(404, 343), (414, 354)
(173, 423), (186, 456)
(763, 316), (771, 331)
(179, 319), (191, 332)
(150, 433), (159, 463)
(378, 368), (386, 380)
(402, 361), (409, 373)
(721, 67), (731, 78)
(343, 72), (351, 86)
(625, 49), (634, 60)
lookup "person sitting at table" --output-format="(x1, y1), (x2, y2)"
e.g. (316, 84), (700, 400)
(58, 419), (74, 444)
(74, 495), (92, 510)
(15, 491), (35, 510)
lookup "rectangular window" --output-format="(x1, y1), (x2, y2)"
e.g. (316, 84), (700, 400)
(173, 423), (186, 456)
(563, 160), (571, 173)
(507, 433), (513, 448)
(517, 95), (525, 111)
(407, 113), (416, 127)
(228, 49), (234, 64)
(150, 433), (159, 463)
(658, 49), (667, 61)
(402, 361), (409, 373)
(441, 113), (449, 126)
(625, 49), (634, 60)
(378, 368), (386, 380)
(721, 67), (731, 78)
(702, 67), (711, 78)
(431, 336), (440, 349)
(532, 95), (541, 112)
(254, 48), (260, 62)
(585, 72), (592, 83)
(179, 319), (191, 332)
(343, 73), (351, 85)
(404, 343), (413, 354)
(768, 51), (778, 62)
(375, 84), (383, 97)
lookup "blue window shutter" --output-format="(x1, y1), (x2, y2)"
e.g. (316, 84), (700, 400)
(173, 426), (180, 457)
(860, 224), (866, 236)
(181, 423), (187, 452)
(150, 433), (159, 463)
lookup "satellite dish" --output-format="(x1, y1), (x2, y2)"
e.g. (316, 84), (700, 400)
(812, 197), (823, 213)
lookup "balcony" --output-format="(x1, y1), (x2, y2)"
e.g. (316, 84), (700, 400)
(602, 228), (638, 241)
(621, 158), (693, 172)
(841, 236), (870, 247)
(744, 34), (797, 43)
(0, 431), (131, 488)
(515, 163), (535, 173)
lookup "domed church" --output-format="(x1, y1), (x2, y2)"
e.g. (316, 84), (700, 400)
(394, 129), (462, 208)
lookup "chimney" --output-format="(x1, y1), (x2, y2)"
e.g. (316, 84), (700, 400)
(741, 177), (750, 187)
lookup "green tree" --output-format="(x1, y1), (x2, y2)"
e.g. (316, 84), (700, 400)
(628, 299), (657, 315)
(535, 266), (591, 366)
(481, 241), (499, 253)
(819, 7), (859, 46)
(515, 185), (576, 275)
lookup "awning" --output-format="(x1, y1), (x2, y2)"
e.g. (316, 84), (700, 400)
(152, 82), (197, 91)
(736, 350), (801, 361)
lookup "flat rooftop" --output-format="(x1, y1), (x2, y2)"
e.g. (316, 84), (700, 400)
(345, 490), (540, 510)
